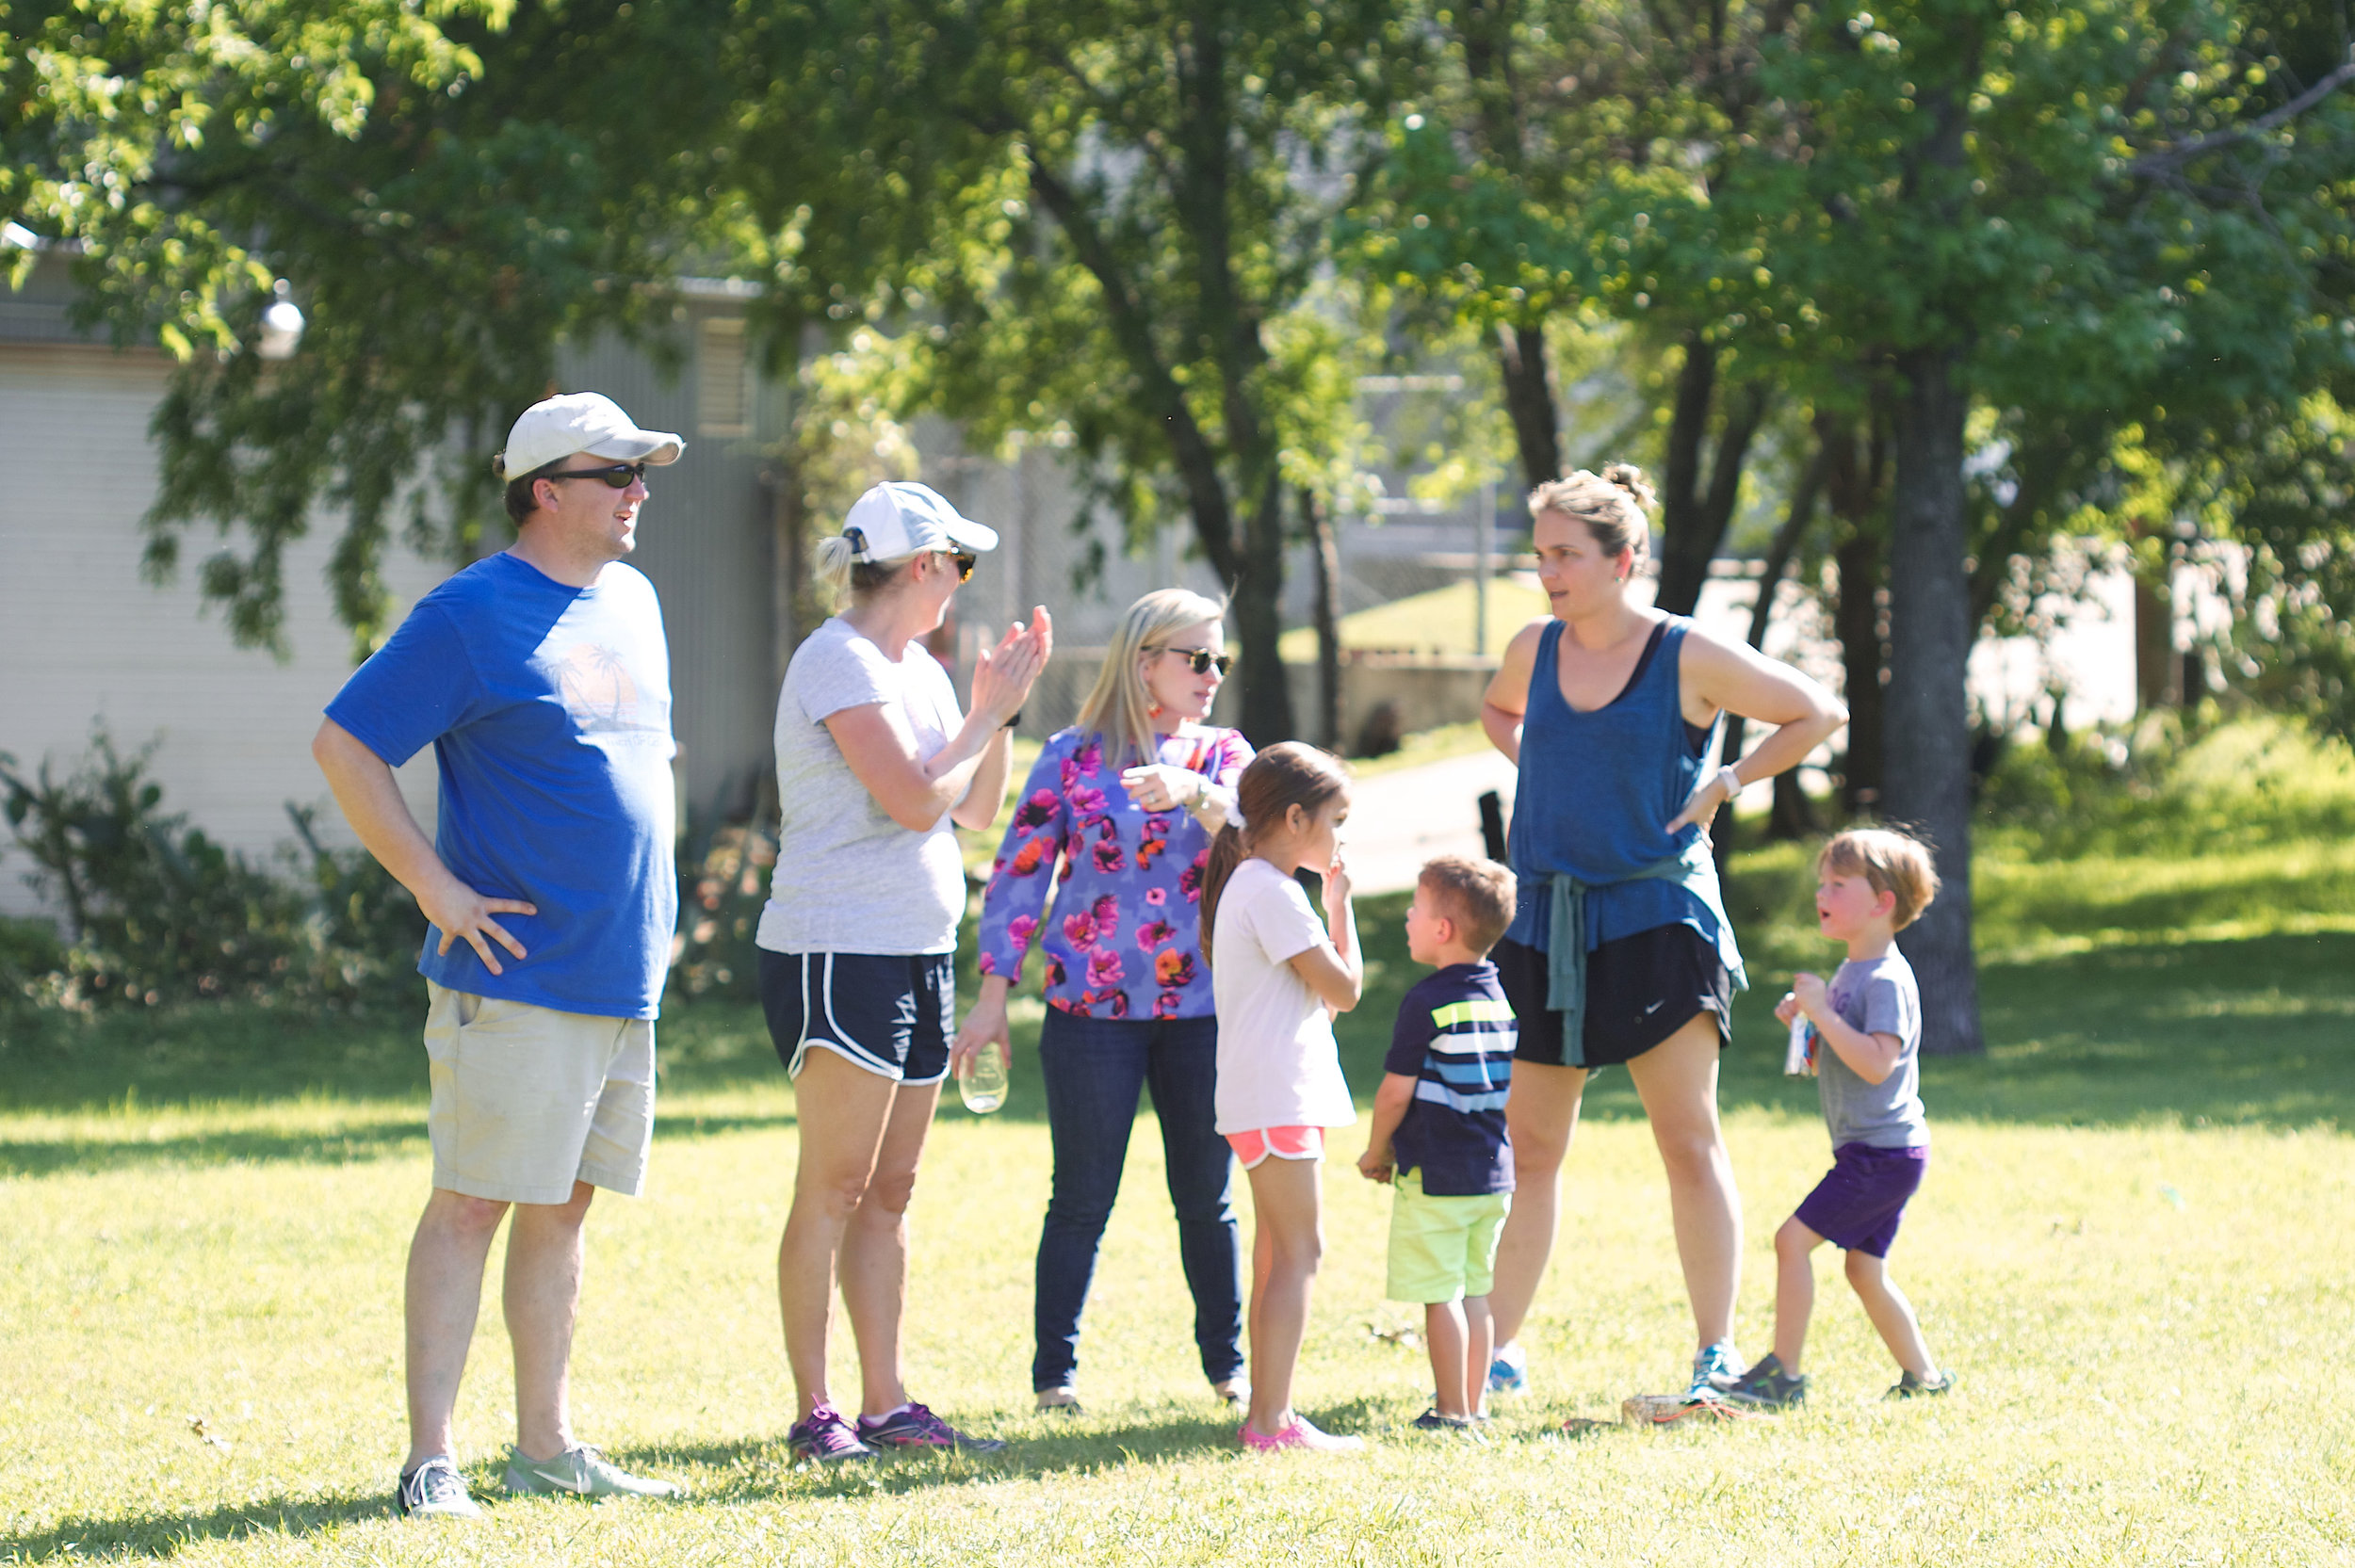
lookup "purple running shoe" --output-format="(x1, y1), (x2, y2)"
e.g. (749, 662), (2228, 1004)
(855, 1403), (1006, 1452)
(786, 1403), (873, 1463)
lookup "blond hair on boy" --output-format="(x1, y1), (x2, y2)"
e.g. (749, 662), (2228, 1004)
(1816, 828), (1941, 930)
(1415, 854), (1518, 956)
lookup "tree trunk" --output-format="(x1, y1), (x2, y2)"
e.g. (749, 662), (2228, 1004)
(1305, 487), (1342, 750)
(1495, 319), (1561, 491)
(1819, 409), (1891, 815)
(1833, 530), (1887, 815)
(1657, 343), (1772, 618)
(1713, 439), (1827, 868)
(1884, 345), (1984, 1056)
(1233, 470), (1296, 743)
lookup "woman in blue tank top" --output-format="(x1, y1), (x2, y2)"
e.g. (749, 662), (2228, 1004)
(1478, 464), (1846, 1407)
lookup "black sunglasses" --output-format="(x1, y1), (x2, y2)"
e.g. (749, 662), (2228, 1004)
(1151, 646), (1233, 677)
(943, 550), (977, 583)
(542, 461), (648, 490)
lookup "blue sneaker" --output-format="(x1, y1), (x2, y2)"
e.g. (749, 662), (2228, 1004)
(1684, 1340), (1746, 1403)
(1486, 1342), (1528, 1395)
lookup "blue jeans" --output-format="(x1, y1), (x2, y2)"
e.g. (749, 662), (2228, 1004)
(1033, 1007), (1244, 1392)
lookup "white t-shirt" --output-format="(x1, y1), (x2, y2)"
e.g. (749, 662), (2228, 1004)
(756, 617), (966, 955)
(1210, 857), (1356, 1133)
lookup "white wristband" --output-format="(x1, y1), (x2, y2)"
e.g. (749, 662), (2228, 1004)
(1715, 766), (1744, 800)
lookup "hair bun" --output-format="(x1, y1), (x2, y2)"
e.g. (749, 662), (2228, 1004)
(1601, 462), (1657, 512)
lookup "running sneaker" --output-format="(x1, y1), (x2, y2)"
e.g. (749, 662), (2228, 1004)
(1886, 1368), (1957, 1399)
(1034, 1386), (1082, 1414)
(504, 1444), (681, 1499)
(1684, 1339), (1746, 1403)
(1409, 1409), (1483, 1434)
(1239, 1415), (1365, 1452)
(786, 1403), (874, 1462)
(1723, 1352), (1809, 1410)
(1486, 1341), (1529, 1395)
(857, 1402), (1007, 1453)
(396, 1455), (483, 1519)
(1211, 1377), (1251, 1408)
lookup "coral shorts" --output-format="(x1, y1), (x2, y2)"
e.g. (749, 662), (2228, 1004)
(1226, 1125), (1324, 1169)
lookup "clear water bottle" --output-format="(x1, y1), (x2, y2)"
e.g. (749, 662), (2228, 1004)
(958, 1041), (1009, 1115)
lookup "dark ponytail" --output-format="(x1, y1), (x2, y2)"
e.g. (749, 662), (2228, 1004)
(1199, 741), (1353, 962)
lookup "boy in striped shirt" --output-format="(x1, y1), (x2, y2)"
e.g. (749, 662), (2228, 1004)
(1358, 855), (1519, 1431)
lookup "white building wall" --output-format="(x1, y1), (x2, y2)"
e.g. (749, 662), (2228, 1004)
(0, 346), (444, 919)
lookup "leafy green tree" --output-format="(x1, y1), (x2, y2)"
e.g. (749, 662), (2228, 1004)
(733, 0), (1415, 740)
(3, 0), (744, 655)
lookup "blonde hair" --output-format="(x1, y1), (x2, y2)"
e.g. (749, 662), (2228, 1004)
(1527, 463), (1656, 565)
(1199, 743), (1353, 962)
(1818, 827), (1941, 930)
(1078, 589), (1229, 768)
(812, 533), (922, 608)
(1418, 854), (1518, 955)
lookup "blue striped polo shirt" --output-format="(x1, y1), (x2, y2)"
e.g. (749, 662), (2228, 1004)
(1384, 962), (1517, 1196)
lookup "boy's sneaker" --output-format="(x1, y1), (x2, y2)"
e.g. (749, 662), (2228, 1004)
(1683, 1339), (1746, 1403)
(396, 1455), (483, 1519)
(1724, 1352), (1809, 1410)
(1239, 1415), (1364, 1452)
(504, 1444), (680, 1499)
(857, 1402), (1007, 1452)
(1886, 1368), (1957, 1399)
(1212, 1377), (1251, 1408)
(1034, 1386), (1082, 1414)
(1486, 1342), (1528, 1395)
(786, 1403), (874, 1462)
(1410, 1408), (1484, 1435)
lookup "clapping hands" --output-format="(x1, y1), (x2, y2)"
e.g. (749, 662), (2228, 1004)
(973, 607), (1053, 726)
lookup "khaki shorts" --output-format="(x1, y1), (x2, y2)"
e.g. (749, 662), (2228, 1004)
(424, 983), (656, 1204)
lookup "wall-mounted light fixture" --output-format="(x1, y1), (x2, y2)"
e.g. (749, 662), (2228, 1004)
(257, 278), (306, 361)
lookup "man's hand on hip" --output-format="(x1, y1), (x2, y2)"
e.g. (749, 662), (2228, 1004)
(421, 871), (537, 976)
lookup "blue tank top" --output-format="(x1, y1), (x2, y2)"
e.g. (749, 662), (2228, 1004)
(1502, 616), (1743, 979)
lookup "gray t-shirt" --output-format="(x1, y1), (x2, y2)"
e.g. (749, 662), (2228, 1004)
(1816, 950), (1928, 1149)
(756, 617), (966, 955)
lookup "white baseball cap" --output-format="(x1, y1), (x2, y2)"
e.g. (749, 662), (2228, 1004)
(843, 481), (999, 559)
(493, 392), (685, 479)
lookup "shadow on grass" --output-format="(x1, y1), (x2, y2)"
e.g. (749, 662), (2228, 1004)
(7, 905), (2350, 1170)
(4, 1488), (401, 1561)
(0, 1416), (1280, 1559)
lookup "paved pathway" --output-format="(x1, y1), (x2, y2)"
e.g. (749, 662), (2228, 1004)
(1342, 748), (1520, 896)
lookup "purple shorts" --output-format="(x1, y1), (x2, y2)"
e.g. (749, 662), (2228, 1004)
(1793, 1142), (1927, 1259)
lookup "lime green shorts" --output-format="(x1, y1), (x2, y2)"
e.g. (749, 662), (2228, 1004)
(1385, 1170), (1512, 1304)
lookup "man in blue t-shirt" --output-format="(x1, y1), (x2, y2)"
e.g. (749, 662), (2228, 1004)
(1358, 855), (1519, 1431)
(313, 393), (687, 1516)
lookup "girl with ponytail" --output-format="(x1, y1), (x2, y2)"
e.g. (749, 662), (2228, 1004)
(1201, 742), (1365, 1452)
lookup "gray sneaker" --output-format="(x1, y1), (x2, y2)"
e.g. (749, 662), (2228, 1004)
(397, 1455), (483, 1519)
(504, 1444), (681, 1500)
(1886, 1368), (1957, 1399)
(1724, 1351), (1809, 1410)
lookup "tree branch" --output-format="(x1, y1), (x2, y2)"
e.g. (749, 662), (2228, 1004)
(2128, 57), (2355, 175)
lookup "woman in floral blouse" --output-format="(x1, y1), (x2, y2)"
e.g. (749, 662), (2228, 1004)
(955, 589), (1253, 1411)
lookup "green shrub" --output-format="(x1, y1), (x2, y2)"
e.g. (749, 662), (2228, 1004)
(0, 734), (425, 1012)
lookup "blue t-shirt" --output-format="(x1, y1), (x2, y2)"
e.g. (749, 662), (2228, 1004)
(324, 554), (677, 1019)
(1384, 962), (1517, 1196)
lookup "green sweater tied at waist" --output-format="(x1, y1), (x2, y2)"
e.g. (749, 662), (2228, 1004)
(1541, 836), (1749, 1068)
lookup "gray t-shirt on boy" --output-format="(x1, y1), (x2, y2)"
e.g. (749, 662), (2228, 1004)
(1816, 950), (1928, 1150)
(756, 616), (966, 956)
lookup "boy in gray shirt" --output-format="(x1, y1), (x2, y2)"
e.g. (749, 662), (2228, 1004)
(1727, 828), (1955, 1408)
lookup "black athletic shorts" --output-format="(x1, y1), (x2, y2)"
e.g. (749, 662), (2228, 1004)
(758, 949), (954, 1086)
(1496, 925), (1732, 1070)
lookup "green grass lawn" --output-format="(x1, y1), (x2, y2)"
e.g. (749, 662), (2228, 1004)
(6, 719), (2354, 1564)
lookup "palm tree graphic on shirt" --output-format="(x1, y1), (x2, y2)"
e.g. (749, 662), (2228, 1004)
(545, 641), (664, 735)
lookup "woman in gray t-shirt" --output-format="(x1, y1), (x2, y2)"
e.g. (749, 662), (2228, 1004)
(756, 481), (1049, 1462)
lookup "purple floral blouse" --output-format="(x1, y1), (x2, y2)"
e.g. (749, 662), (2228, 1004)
(975, 724), (1254, 1020)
